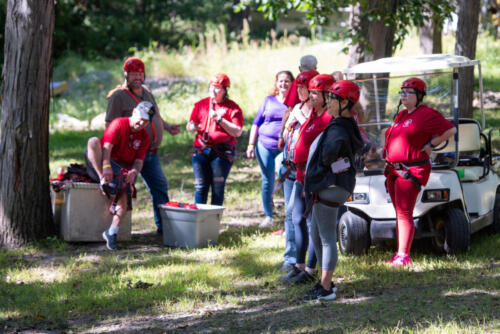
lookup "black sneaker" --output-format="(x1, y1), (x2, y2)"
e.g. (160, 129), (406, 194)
(289, 270), (316, 284)
(303, 281), (337, 302)
(278, 266), (301, 282)
(102, 229), (118, 250)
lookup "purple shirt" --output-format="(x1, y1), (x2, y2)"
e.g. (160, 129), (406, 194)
(252, 95), (287, 150)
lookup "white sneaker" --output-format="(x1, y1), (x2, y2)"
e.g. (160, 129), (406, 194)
(258, 216), (273, 228)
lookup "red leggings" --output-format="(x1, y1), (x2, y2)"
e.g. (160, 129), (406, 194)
(385, 173), (421, 255)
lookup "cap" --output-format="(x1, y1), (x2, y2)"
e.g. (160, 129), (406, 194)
(135, 101), (155, 121)
(300, 55), (318, 71)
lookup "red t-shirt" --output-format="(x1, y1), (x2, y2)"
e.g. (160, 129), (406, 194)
(293, 109), (332, 182)
(189, 97), (244, 147)
(385, 105), (454, 163)
(284, 79), (300, 108)
(101, 117), (150, 167)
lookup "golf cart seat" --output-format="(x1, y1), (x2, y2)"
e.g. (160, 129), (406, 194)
(438, 119), (481, 155)
(433, 119), (488, 181)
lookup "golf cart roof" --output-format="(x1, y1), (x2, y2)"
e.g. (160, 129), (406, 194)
(343, 54), (479, 74)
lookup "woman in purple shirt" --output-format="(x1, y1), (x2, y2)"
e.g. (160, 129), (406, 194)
(247, 71), (294, 228)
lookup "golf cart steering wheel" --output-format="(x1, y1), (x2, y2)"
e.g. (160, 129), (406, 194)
(432, 140), (449, 151)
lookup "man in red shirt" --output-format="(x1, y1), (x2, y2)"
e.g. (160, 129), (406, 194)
(85, 101), (154, 250)
(106, 57), (181, 235)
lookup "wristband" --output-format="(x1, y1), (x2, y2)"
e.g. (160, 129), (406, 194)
(103, 164), (111, 169)
(216, 116), (223, 125)
(247, 144), (254, 149)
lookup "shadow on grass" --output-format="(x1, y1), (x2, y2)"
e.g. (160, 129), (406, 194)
(1, 228), (499, 332)
(217, 226), (262, 248)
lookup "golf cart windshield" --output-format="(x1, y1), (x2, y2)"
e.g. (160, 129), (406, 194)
(342, 54), (482, 172)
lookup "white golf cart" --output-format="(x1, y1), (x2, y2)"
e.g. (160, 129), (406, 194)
(338, 54), (500, 255)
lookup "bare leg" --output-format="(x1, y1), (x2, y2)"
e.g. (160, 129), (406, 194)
(111, 193), (128, 227)
(87, 137), (104, 180)
(321, 269), (334, 290)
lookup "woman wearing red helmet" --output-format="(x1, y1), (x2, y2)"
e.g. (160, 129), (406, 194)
(302, 80), (364, 301)
(187, 73), (244, 205)
(276, 70), (319, 282)
(384, 77), (456, 266)
(246, 71), (294, 228)
(278, 74), (334, 284)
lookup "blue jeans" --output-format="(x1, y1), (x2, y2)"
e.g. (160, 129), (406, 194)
(140, 151), (169, 230)
(255, 141), (281, 217)
(289, 180), (317, 268)
(283, 176), (296, 266)
(192, 147), (232, 206)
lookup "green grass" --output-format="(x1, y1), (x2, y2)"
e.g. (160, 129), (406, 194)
(3, 32), (500, 332)
(1, 230), (499, 332)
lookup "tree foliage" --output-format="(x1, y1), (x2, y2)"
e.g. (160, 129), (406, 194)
(240, 0), (454, 54)
(53, 0), (237, 59)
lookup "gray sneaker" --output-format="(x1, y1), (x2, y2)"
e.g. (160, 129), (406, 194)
(102, 229), (118, 250)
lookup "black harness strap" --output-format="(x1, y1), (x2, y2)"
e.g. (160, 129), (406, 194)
(386, 159), (428, 190)
(302, 192), (341, 219)
(313, 192), (340, 208)
(271, 159), (296, 197)
(108, 169), (135, 215)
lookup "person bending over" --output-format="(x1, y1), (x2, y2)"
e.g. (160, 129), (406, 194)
(86, 101), (154, 250)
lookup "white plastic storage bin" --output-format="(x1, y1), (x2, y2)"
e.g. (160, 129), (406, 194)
(51, 182), (132, 242)
(159, 204), (224, 248)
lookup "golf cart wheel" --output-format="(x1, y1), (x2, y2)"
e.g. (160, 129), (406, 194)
(338, 211), (370, 255)
(491, 193), (500, 234)
(432, 208), (470, 254)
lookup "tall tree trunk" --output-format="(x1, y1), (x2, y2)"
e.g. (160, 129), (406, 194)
(420, 11), (443, 54)
(347, 0), (397, 66)
(0, 0), (56, 248)
(455, 0), (480, 119)
(347, 0), (397, 121)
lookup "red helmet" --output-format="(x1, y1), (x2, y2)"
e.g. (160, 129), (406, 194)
(209, 73), (230, 88)
(296, 70), (319, 88)
(329, 80), (360, 105)
(123, 57), (145, 73)
(308, 74), (335, 92)
(401, 77), (426, 93)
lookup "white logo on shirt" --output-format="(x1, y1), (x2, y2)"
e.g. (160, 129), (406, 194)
(132, 139), (141, 150)
(403, 119), (413, 127)
(306, 124), (316, 132)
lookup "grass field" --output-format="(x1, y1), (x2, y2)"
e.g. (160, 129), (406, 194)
(1, 32), (500, 333)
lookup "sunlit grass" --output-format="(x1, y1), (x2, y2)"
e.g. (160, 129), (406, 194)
(5, 29), (499, 332)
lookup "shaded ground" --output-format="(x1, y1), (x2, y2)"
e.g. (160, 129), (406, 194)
(2, 226), (499, 333)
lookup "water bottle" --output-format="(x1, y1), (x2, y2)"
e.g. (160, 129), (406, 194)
(57, 167), (65, 180)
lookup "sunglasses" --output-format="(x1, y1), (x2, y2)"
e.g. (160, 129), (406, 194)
(398, 90), (417, 96)
(326, 93), (340, 101)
